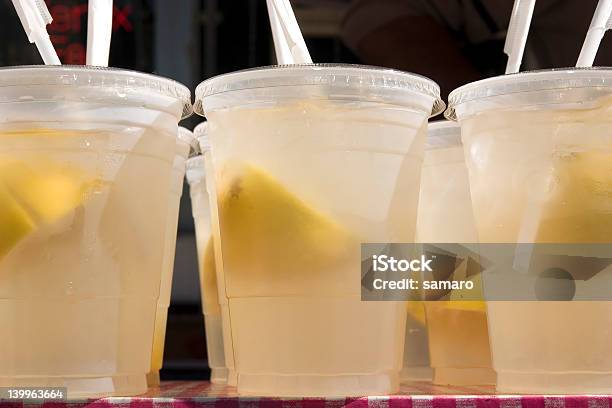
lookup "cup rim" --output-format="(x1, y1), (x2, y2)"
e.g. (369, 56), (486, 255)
(195, 63), (444, 117)
(0, 65), (193, 119)
(446, 67), (612, 120)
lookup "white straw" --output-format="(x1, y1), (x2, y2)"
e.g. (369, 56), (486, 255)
(267, 0), (293, 64)
(504, 0), (536, 74)
(86, 0), (113, 66)
(11, 0), (61, 65)
(267, 0), (312, 64)
(577, 0), (612, 67)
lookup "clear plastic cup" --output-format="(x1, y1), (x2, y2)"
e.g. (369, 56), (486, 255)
(186, 123), (231, 384)
(195, 64), (443, 396)
(147, 127), (198, 387)
(416, 121), (495, 386)
(0, 66), (191, 398)
(447, 68), (612, 393)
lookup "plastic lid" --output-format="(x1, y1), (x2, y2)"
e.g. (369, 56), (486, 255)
(426, 120), (461, 149)
(0, 65), (193, 119)
(446, 67), (612, 120)
(195, 64), (444, 117)
(185, 155), (205, 184)
(194, 122), (210, 152)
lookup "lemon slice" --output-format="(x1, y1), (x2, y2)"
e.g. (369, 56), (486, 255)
(406, 301), (427, 325)
(0, 184), (36, 259)
(442, 257), (487, 312)
(442, 300), (486, 313)
(536, 151), (612, 242)
(0, 158), (95, 259)
(217, 163), (357, 292)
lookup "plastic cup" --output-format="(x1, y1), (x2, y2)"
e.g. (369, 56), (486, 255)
(186, 123), (231, 384)
(0, 66), (191, 398)
(147, 127), (198, 387)
(447, 68), (612, 393)
(195, 64), (443, 396)
(416, 121), (495, 386)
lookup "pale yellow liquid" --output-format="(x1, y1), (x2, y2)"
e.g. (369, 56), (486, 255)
(462, 96), (612, 393)
(425, 303), (493, 384)
(0, 127), (174, 398)
(416, 141), (495, 385)
(207, 99), (429, 396)
(190, 175), (229, 384)
(148, 163), (186, 386)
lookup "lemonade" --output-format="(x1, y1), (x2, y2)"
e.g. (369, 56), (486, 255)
(187, 152), (229, 384)
(212, 156), (412, 395)
(425, 303), (493, 384)
(195, 64), (443, 396)
(0, 128), (174, 397)
(0, 66), (190, 398)
(148, 127), (196, 386)
(449, 69), (612, 393)
(416, 121), (494, 385)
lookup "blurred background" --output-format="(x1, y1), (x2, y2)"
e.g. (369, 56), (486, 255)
(2, 0), (611, 381)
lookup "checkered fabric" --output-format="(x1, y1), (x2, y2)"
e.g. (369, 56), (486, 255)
(2, 382), (612, 408)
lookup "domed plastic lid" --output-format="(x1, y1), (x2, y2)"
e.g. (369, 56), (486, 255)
(0, 65), (193, 119)
(426, 120), (461, 149)
(195, 64), (444, 117)
(446, 67), (612, 120)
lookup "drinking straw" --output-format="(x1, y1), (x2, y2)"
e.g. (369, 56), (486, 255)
(86, 0), (113, 66)
(504, 0), (536, 74)
(266, 0), (312, 64)
(267, 0), (293, 64)
(504, 0), (538, 264)
(576, 0), (612, 67)
(11, 0), (61, 65)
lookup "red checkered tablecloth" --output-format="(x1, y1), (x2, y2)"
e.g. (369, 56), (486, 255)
(2, 382), (612, 407)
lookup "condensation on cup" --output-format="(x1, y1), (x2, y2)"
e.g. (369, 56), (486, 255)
(447, 68), (612, 394)
(194, 64), (444, 396)
(0, 66), (191, 398)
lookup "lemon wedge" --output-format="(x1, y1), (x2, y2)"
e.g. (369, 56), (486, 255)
(536, 151), (612, 242)
(406, 301), (427, 325)
(216, 163), (357, 294)
(441, 255), (487, 312)
(445, 301), (486, 313)
(0, 158), (95, 259)
(0, 184), (36, 259)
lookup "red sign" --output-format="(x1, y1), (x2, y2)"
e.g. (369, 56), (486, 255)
(45, 1), (134, 65)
